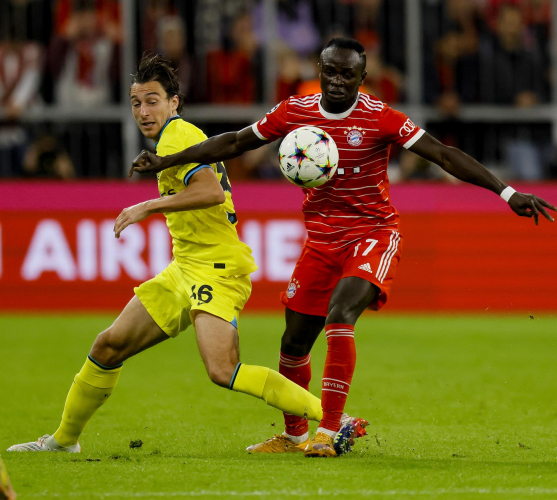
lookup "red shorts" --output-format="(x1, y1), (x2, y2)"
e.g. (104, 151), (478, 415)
(280, 230), (402, 317)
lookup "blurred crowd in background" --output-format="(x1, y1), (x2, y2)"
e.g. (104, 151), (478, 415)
(0, 0), (555, 181)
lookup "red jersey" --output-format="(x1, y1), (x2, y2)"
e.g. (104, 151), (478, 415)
(252, 92), (425, 250)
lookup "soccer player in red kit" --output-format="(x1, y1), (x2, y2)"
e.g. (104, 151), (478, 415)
(130, 38), (555, 458)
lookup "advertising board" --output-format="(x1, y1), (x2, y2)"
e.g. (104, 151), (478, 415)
(1, 181), (555, 312)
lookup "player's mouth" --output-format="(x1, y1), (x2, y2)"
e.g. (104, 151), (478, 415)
(141, 121), (156, 129)
(327, 89), (346, 100)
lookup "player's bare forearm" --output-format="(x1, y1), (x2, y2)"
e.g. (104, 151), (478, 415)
(129, 126), (265, 177)
(410, 133), (505, 194)
(114, 169), (225, 238)
(439, 147), (507, 193)
(163, 132), (249, 168)
(146, 184), (224, 215)
(410, 132), (556, 224)
(146, 168), (225, 214)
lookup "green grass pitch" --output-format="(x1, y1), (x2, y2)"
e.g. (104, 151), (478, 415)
(1, 313), (556, 499)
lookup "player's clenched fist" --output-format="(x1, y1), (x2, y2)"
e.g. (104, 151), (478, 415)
(507, 191), (556, 225)
(128, 150), (165, 177)
(113, 202), (151, 238)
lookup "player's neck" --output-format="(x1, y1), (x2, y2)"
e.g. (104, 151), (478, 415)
(320, 93), (358, 115)
(153, 113), (180, 144)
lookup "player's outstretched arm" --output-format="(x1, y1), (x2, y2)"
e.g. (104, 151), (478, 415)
(129, 126), (266, 177)
(114, 168), (225, 238)
(410, 133), (556, 225)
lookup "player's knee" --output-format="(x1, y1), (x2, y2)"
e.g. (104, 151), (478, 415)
(326, 302), (362, 325)
(206, 364), (235, 388)
(90, 327), (129, 367)
(280, 331), (312, 357)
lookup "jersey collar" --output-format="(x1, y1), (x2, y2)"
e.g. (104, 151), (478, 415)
(154, 114), (181, 149)
(318, 93), (359, 120)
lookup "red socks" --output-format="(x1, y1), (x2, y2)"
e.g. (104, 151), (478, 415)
(279, 324), (356, 436)
(279, 352), (311, 437)
(319, 324), (356, 433)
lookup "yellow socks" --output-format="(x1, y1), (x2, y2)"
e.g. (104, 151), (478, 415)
(230, 363), (323, 422)
(53, 360), (320, 447)
(53, 356), (122, 447)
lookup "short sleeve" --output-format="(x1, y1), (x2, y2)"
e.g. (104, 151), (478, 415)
(377, 105), (425, 149)
(157, 124), (214, 185)
(251, 100), (288, 142)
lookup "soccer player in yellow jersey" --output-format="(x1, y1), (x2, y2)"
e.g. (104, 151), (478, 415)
(7, 55), (327, 454)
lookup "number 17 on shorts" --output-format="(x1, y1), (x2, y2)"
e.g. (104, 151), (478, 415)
(281, 231), (403, 316)
(342, 231), (402, 310)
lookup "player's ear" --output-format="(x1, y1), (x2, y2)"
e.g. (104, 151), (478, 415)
(360, 70), (367, 85)
(170, 94), (179, 112)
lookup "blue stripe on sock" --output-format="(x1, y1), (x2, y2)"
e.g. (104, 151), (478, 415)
(88, 355), (123, 370)
(228, 362), (242, 390)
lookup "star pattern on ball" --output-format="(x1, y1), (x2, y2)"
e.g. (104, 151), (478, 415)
(317, 157), (335, 177)
(315, 165), (331, 178)
(313, 130), (330, 147)
(292, 142), (308, 165)
(293, 170), (306, 186)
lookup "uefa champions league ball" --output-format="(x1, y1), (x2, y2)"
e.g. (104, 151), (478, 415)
(278, 127), (339, 188)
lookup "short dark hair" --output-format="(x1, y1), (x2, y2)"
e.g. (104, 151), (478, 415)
(131, 54), (185, 114)
(321, 38), (366, 71)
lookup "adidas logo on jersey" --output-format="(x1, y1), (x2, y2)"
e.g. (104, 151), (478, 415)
(358, 263), (373, 274)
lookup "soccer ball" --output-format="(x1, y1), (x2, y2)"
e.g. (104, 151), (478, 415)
(278, 127), (339, 188)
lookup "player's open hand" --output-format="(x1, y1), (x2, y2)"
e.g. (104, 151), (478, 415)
(129, 150), (165, 177)
(114, 202), (151, 238)
(508, 191), (556, 225)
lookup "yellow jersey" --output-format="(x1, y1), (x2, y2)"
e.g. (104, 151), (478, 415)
(155, 116), (257, 276)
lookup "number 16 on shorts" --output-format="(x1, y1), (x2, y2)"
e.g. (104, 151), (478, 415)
(190, 284), (214, 306)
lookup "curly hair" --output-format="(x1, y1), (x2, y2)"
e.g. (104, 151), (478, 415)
(131, 54), (185, 114)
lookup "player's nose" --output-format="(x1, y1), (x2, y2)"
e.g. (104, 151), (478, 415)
(331, 75), (344, 87)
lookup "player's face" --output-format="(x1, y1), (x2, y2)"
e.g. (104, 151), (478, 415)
(130, 81), (179, 140)
(319, 48), (366, 111)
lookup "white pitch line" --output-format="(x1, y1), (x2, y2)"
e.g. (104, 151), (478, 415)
(28, 487), (557, 497)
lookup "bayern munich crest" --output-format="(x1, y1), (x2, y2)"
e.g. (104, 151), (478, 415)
(286, 278), (300, 298)
(345, 126), (365, 146)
